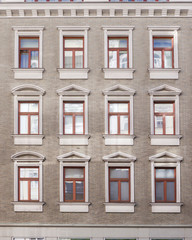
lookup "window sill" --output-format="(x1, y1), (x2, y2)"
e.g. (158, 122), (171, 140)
(12, 201), (45, 212)
(150, 135), (182, 146)
(58, 134), (90, 146)
(57, 68), (90, 79)
(103, 68), (135, 79)
(12, 135), (44, 145)
(104, 202), (135, 213)
(150, 202), (183, 213)
(103, 134), (135, 146)
(12, 68), (44, 80)
(59, 202), (91, 213)
(148, 68), (181, 80)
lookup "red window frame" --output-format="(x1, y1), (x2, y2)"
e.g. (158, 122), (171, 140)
(18, 101), (39, 135)
(108, 37), (129, 69)
(155, 167), (176, 203)
(108, 102), (130, 135)
(153, 37), (174, 69)
(109, 167), (130, 203)
(63, 37), (84, 69)
(63, 167), (85, 202)
(19, 37), (39, 69)
(18, 166), (39, 202)
(154, 101), (175, 135)
(63, 101), (85, 135)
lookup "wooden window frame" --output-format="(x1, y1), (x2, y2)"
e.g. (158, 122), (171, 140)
(108, 37), (129, 69)
(153, 37), (174, 69)
(155, 167), (176, 203)
(19, 37), (39, 69)
(63, 167), (85, 202)
(18, 101), (39, 135)
(18, 166), (39, 202)
(63, 37), (84, 69)
(109, 167), (130, 203)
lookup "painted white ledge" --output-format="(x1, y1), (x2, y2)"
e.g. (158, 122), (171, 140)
(58, 68), (90, 80)
(103, 68), (135, 80)
(12, 202), (45, 212)
(149, 68), (181, 80)
(103, 135), (135, 146)
(59, 202), (91, 213)
(59, 135), (90, 145)
(12, 135), (44, 145)
(12, 68), (44, 80)
(150, 135), (182, 146)
(150, 203), (183, 213)
(104, 203), (135, 213)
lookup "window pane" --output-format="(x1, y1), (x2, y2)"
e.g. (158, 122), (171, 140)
(64, 115), (73, 134)
(154, 51), (162, 68)
(20, 115), (28, 134)
(109, 103), (128, 113)
(20, 168), (38, 178)
(65, 103), (83, 113)
(75, 51), (83, 68)
(119, 51), (127, 68)
(110, 168), (129, 179)
(75, 115), (83, 134)
(121, 182), (129, 201)
(120, 115), (128, 134)
(156, 181), (164, 201)
(31, 115), (39, 134)
(20, 181), (28, 200)
(64, 51), (73, 68)
(65, 181), (73, 200)
(155, 103), (173, 113)
(31, 181), (39, 200)
(155, 116), (163, 134)
(167, 182), (175, 201)
(164, 51), (172, 68)
(20, 103), (38, 112)
(20, 39), (39, 48)
(64, 39), (83, 48)
(65, 168), (84, 178)
(110, 182), (118, 201)
(29, 103), (38, 112)
(20, 51), (29, 68)
(109, 51), (117, 68)
(153, 38), (172, 48)
(156, 169), (175, 179)
(165, 116), (174, 134)
(76, 181), (84, 200)
(109, 39), (127, 48)
(31, 51), (39, 68)
(109, 115), (117, 134)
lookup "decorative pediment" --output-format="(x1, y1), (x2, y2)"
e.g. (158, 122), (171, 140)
(148, 84), (182, 96)
(103, 84), (136, 96)
(57, 151), (91, 162)
(149, 151), (183, 162)
(56, 84), (90, 96)
(103, 151), (136, 162)
(11, 151), (45, 162)
(11, 84), (46, 96)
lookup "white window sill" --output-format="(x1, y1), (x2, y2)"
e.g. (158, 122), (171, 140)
(12, 68), (44, 80)
(103, 135), (135, 146)
(12, 202), (45, 212)
(59, 202), (91, 213)
(150, 135), (182, 146)
(150, 203), (183, 213)
(12, 135), (44, 145)
(103, 68), (135, 79)
(59, 134), (90, 146)
(104, 202), (135, 213)
(148, 68), (181, 80)
(57, 68), (90, 79)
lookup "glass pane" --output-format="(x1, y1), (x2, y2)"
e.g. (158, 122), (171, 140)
(155, 103), (173, 113)
(165, 116), (174, 134)
(75, 51), (83, 68)
(153, 38), (172, 48)
(75, 115), (83, 134)
(20, 51), (29, 68)
(164, 51), (172, 68)
(29, 103), (38, 112)
(20, 38), (39, 48)
(65, 181), (73, 200)
(109, 103), (128, 113)
(31, 51), (39, 68)
(64, 51), (73, 68)
(31, 181), (39, 200)
(110, 182), (118, 201)
(65, 168), (84, 178)
(20, 115), (28, 134)
(109, 115), (117, 134)
(31, 115), (39, 134)
(20, 181), (28, 200)
(120, 115), (128, 134)
(156, 181), (164, 201)
(110, 168), (129, 179)
(156, 169), (175, 179)
(20, 168), (38, 178)
(109, 51), (117, 68)
(64, 39), (83, 48)
(109, 39), (127, 48)
(20, 103), (38, 112)
(76, 181), (84, 200)
(64, 115), (73, 134)
(65, 103), (83, 113)
(155, 116), (163, 134)
(154, 51), (162, 68)
(167, 182), (175, 201)
(119, 51), (127, 68)
(121, 182), (129, 201)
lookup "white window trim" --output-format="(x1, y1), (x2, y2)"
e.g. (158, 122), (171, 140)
(57, 26), (90, 80)
(103, 152), (136, 213)
(11, 84), (45, 145)
(57, 151), (91, 213)
(102, 26), (135, 80)
(12, 26), (45, 79)
(11, 151), (46, 212)
(148, 26), (180, 79)
(149, 151), (183, 213)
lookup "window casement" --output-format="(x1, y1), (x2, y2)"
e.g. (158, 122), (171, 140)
(103, 84), (135, 146)
(11, 84), (46, 145)
(57, 26), (90, 79)
(11, 151), (45, 212)
(102, 26), (135, 79)
(103, 152), (136, 213)
(148, 26), (180, 79)
(148, 84), (182, 146)
(12, 26), (44, 79)
(57, 151), (91, 213)
(149, 151), (183, 213)
(56, 84), (90, 146)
